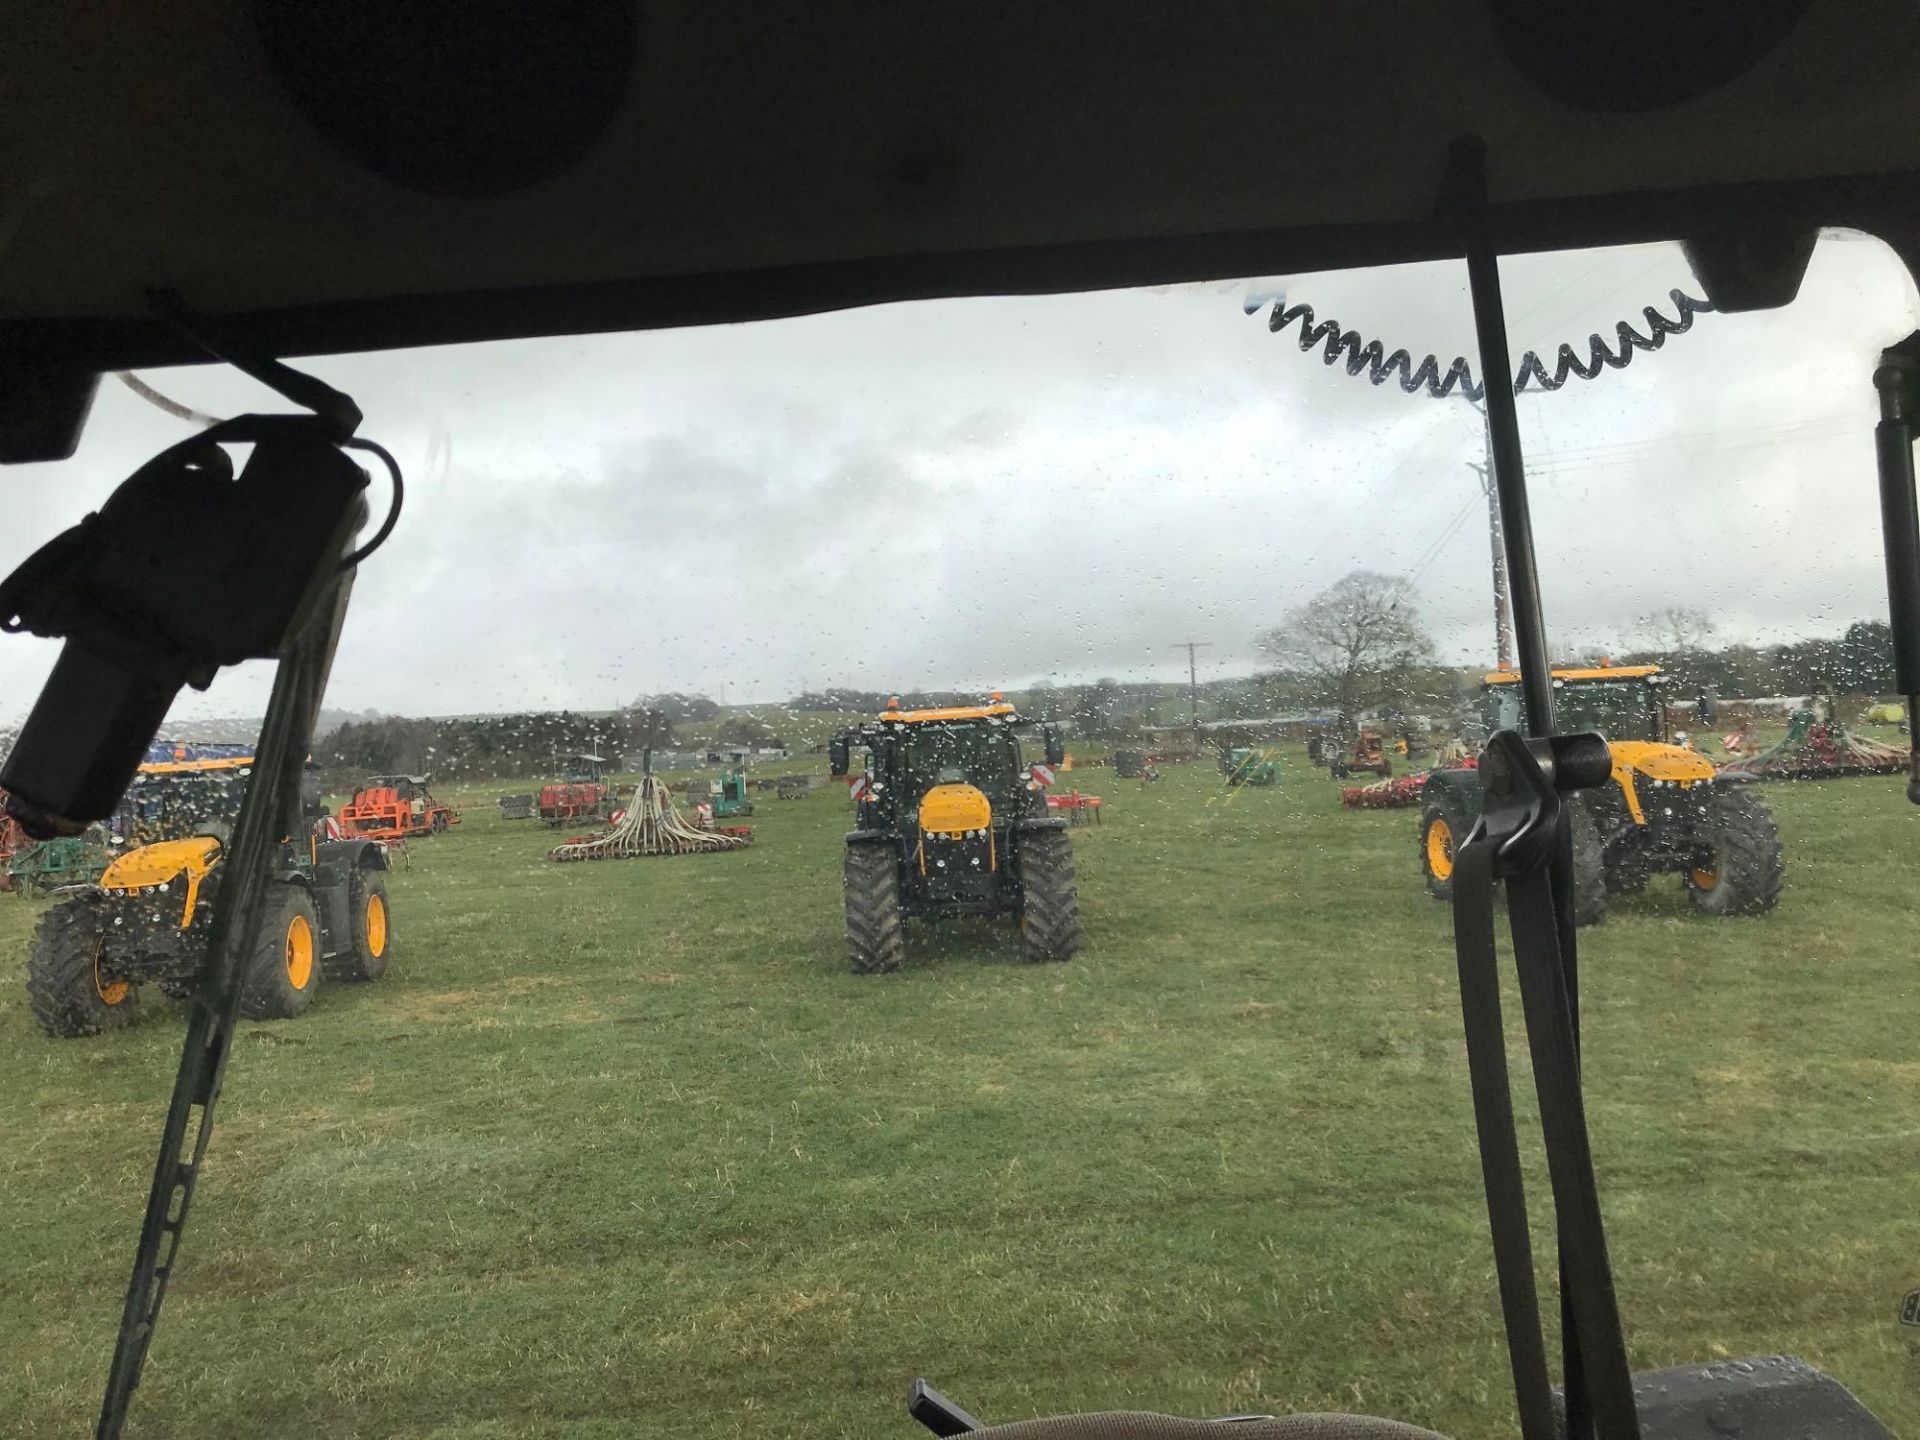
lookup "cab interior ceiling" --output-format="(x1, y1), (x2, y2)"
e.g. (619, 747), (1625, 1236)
(5, 1), (1920, 461)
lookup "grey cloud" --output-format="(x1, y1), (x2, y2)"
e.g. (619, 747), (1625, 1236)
(0, 236), (1913, 727)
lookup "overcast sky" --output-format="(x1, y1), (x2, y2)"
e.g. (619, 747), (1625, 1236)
(3, 234), (1915, 726)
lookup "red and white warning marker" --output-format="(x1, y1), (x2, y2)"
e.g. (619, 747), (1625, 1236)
(1028, 763), (1056, 788)
(848, 774), (872, 802)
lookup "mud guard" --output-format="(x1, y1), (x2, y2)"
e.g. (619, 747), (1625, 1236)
(308, 839), (388, 957)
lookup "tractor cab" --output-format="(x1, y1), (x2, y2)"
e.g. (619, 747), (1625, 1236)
(1481, 663), (1671, 745)
(831, 699), (1064, 832)
(563, 754), (611, 785)
(829, 697), (1077, 972)
(116, 756), (255, 848)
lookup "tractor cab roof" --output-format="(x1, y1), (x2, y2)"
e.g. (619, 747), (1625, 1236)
(1483, 665), (1663, 687)
(367, 774), (430, 786)
(875, 702), (1018, 726)
(136, 755), (255, 776)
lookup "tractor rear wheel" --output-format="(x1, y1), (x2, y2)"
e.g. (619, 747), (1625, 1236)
(1568, 799), (1608, 928)
(26, 897), (139, 1038)
(1018, 827), (1083, 963)
(1686, 786), (1784, 916)
(328, 867), (392, 982)
(241, 883), (323, 1020)
(844, 844), (905, 974)
(1420, 802), (1462, 901)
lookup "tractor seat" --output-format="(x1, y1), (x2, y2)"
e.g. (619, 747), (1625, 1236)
(958, 1414), (1448, 1440)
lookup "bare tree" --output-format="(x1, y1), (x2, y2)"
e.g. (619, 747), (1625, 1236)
(1632, 606), (1717, 655)
(1257, 571), (1435, 719)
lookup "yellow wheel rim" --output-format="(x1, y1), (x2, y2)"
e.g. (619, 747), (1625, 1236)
(93, 938), (129, 1006)
(365, 892), (388, 958)
(1690, 863), (1719, 891)
(285, 913), (316, 989)
(1426, 817), (1455, 881)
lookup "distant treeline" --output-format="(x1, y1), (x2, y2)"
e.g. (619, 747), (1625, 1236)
(1602, 620), (1894, 700)
(1049, 620), (1899, 738)
(787, 689), (982, 712)
(315, 621), (1896, 777)
(322, 710), (663, 783)
(321, 706), (795, 783)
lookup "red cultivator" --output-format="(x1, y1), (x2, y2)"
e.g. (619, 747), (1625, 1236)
(1341, 772), (1431, 809)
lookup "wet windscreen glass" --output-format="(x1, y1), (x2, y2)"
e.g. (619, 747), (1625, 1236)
(901, 723), (1020, 800)
(1551, 680), (1663, 740)
(0, 233), (1916, 1438)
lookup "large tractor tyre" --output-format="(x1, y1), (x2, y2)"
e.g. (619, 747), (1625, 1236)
(1420, 802), (1463, 902)
(1602, 835), (1653, 896)
(241, 884), (324, 1020)
(26, 898), (139, 1038)
(1018, 827), (1083, 964)
(327, 867), (392, 982)
(1686, 787), (1785, 917)
(1568, 800), (1608, 928)
(844, 844), (906, 975)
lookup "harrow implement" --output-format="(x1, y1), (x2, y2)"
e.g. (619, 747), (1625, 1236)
(1341, 772), (1430, 809)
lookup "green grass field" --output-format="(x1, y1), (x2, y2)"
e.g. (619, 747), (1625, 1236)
(2, 755), (1918, 1438)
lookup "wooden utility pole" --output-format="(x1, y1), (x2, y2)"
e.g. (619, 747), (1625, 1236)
(1169, 640), (1212, 754)
(1469, 456), (1516, 670)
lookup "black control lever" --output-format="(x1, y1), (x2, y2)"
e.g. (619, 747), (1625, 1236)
(909, 1379), (983, 1436)
(1468, 729), (1613, 877)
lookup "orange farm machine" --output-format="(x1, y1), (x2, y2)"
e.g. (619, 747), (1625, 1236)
(337, 774), (460, 839)
(499, 754), (621, 825)
(539, 753), (619, 825)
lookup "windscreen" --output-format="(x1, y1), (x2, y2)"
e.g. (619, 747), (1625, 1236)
(1553, 680), (1663, 740)
(900, 723), (1020, 807)
(0, 235), (1915, 1438)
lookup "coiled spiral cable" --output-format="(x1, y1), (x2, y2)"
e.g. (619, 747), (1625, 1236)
(1257, 288), (1715, 401)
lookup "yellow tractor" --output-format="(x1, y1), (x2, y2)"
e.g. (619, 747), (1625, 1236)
(26, 756), (393, 1037)
(1420, 665), (1784, 926)
(829, 697), (1080, 973)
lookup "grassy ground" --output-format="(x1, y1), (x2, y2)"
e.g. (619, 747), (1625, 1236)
(2, 754), (1918, 1438)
